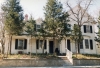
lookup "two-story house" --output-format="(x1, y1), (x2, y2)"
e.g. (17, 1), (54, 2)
(4, 5), (97, 54)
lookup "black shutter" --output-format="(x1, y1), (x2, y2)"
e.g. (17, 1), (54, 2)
(36, 39), (39, 49)
(34, 24), (36, 31)
(90, 26), (92, 33)
(24, 39), (27, 49)
(90, 39), (93, 50)
(44, 40), (46, 49)
(15, 39), (18, 49)
(84, 25), (86, 33)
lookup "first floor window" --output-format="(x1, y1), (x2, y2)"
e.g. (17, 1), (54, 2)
(80, 41), (83, 49)
(36, 39), (46, 49)
(15, 39), (27, 50)
(85, 39), (89, 49)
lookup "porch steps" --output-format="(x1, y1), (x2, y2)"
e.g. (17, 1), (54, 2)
(58, 56), (73, 66)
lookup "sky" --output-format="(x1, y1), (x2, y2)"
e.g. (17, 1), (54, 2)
(0, 0), (100, 20)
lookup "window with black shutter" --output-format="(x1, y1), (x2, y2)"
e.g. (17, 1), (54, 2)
(90, 26), (92, 33)
(90, 39), (93, 50)
(83, 25), (86, 33)
(44, 40), (47, 49)
(24, 39), (27, 49)
(34, 24), (36, 31)
(15, 39), (27, 50)
(15, 39), (18, 49)
(36, 39), (39, 49)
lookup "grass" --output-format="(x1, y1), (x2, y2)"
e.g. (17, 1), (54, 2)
(72, 54), (100, 59)
(1, 53), (60, 59)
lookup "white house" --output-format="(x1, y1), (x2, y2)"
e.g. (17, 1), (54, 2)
(4, 5), (97, 55)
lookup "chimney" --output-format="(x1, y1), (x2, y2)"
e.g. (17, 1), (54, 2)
(24, 14), (28, 21)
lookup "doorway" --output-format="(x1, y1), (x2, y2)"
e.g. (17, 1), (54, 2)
(67, 39), (71, 51)
(49, 41), (54, 53)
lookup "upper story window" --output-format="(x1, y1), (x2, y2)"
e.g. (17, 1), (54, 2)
(35, 24), (41, 31)
(36, 25), (40, 29)
(83, 25), (92, 33)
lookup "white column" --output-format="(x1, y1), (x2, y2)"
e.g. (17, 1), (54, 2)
(27, 38), (30, 53)
(60, 41), (62, 53)
(47, 39), (49, 53)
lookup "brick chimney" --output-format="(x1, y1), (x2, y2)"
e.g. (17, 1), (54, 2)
(24, 14), (28, 21)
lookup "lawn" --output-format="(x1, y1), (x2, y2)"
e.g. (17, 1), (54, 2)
(1, 54), (60, 59)
(72, 54), (100, 59)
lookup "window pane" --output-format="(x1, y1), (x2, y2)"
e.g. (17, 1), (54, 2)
(39, 40), (43, 49)
(18, 40), (24, 49)
(36, 25), (40, 29)
(85, 39), (89, 49)
(80, 41), (83, 49)
(86, 25), (90, 33)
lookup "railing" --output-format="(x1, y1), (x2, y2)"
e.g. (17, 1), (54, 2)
(66, 48), (73, 64)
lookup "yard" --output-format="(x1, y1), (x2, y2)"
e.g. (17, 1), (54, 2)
(0, 53), (100, 59)
(72, 54), (100, 59)
(0, 53), (61, 59)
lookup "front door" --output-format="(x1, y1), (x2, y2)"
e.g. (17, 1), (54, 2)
(49, 41), (53, 53)
(67, 39), (71, 51)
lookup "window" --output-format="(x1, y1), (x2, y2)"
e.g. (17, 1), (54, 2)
(36, 25), (40, 29)
(15, 39), (27, 50)
(36, 39), (46, 49)
(86, 25), (90, 33)
(36, 25), (40, 31)
(85, 39), (89, 49)
(18, 40), (24, 49)
(39, 40), (43, 49)
(80, 41), (83, 49)
(83, 25), (92, 33)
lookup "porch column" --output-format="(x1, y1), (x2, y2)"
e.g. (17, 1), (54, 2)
(27, 38), (30, 53)
(60, 41), (62, 53)
(47, 39), (49, 53)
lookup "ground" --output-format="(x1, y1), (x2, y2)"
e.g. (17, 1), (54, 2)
(72, 54), (100, 59)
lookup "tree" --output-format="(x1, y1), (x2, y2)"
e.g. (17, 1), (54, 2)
(2, 0), (24, 54)
(66, 0), (92, 53)
(95, 14), (100, 45)
(25, 15), (36, 57)
(39, 21), (48, 54)
(0, 12), (5, 56)
(70, 24), (83, 57)
(44, 0), (70, 52)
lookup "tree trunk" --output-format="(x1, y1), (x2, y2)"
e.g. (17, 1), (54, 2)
(78, 26), (81, 53)
(30, 35), (32, 57)
(40, 38), (45, 54)
(9, 35), (12, 55)
(75, 40), (78, 58)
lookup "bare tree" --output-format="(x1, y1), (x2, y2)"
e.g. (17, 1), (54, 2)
(66, 0), (93, 53)
(0, 12), (5, 57)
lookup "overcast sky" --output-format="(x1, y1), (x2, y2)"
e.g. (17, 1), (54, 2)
(0, 0), (100, 19)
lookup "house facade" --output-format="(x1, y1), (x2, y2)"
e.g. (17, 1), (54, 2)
(4, 6), (97, 54)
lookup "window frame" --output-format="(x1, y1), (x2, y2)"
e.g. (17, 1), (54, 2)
(15, 39), (27, 50)
(85, 39), (89, 49)
(18, 39), (24, 50)
(83, 25), (92, 33)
